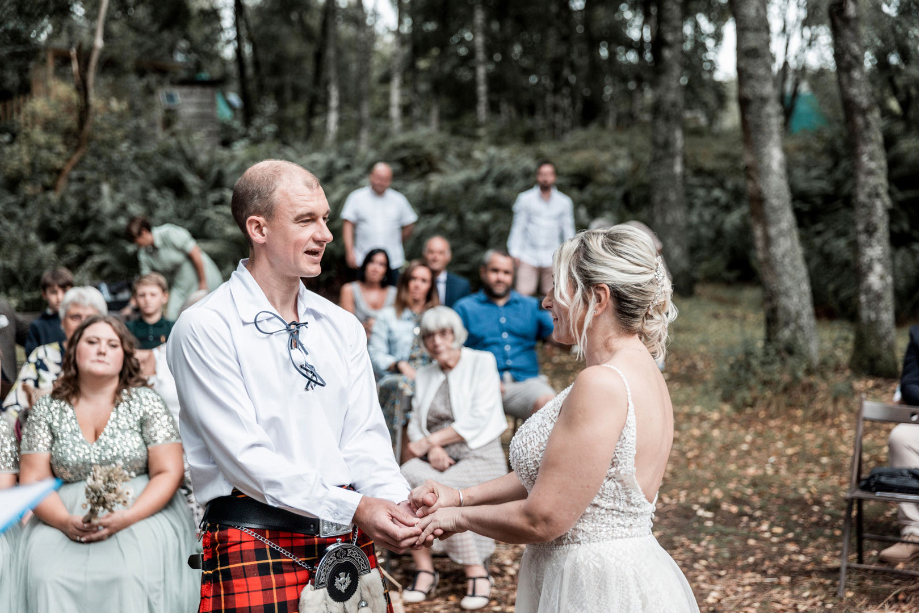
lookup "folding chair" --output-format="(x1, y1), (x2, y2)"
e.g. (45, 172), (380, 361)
(838, 396), (919, 598)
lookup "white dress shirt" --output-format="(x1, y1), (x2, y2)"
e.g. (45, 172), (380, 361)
(435, 270), (448, 305)
(341, 186), (418, 268)
(507, 186), (576, 268)
(167, 261), (409, 525)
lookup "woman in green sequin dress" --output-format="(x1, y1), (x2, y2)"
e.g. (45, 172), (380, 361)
(16, 315), (199, 612)
(0, 417), (18, 611)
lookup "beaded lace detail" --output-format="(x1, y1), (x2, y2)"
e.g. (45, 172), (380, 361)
(509, 364), (656, 546)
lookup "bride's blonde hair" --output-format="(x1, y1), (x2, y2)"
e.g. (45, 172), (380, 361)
(552, 225), (678, 360)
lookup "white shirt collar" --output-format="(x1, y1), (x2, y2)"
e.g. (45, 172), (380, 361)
(229, 259), (315, 325)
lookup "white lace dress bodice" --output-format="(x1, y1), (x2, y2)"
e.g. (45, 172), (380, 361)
(509, 365), (699, 612)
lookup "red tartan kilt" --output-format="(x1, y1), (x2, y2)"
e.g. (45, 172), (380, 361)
(199, 524), (392, 613)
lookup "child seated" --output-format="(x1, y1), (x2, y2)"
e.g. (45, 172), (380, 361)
(24, 268), (73, 356)
(127, 273), (174, 349)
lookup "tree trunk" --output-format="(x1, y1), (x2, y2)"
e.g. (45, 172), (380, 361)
(305, 0), (332, 141)
(390, 0), (404, 134)
(324, 0), (339, 146)
(730, 0), (819, 366)
(355, 0), (374, 152)
(233, 0), (253, 128)
(473, 0), (488, 127)
(829, 0), (898, 377)
(239, 1), (265, 102)
(649, 0), (693, 296)
(55, 0), (110, 195)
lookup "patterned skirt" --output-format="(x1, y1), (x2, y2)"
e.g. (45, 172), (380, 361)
(199, 524), (392, 613)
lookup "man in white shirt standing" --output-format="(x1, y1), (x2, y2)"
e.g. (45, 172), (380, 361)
(507, 160), (576, 296)
(342, 162), (418, 283)
(167, 160), (419, 611)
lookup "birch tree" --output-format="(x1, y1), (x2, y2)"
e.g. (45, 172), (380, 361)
(355, 0), (374, 152)
(730, 0), (819, 366)
(389, 0), (404, 133)
(649, 0), (693, 296)
(324, 0), (339, 146)
(829, 0), (898, 376)
(473, 0), (488, 127)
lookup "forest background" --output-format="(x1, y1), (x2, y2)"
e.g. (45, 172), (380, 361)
(1, 0), (918, 363)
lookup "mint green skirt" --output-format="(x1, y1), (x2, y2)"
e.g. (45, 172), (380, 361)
(15, 474), (200, 612)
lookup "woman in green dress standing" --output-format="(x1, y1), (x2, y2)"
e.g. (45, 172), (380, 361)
(126, 216), (223, 320)
(17, 314), (199, 612)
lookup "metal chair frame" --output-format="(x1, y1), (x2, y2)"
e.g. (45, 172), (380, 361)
(838, 396), (919, 598)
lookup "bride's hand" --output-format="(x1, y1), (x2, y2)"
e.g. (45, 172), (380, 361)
(409, 480), (461, 517)
(415, 507), (465, 547)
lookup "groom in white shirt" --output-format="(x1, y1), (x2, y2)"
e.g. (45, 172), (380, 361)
(167, 159), (419, 611)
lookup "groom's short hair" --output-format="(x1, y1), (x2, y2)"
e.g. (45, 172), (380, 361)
(231, 160), (321, 246)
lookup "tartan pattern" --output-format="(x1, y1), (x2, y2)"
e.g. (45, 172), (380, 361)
(199, 496), (392, 612)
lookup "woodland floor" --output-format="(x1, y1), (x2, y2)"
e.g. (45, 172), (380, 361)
(384, 283), (919, 612)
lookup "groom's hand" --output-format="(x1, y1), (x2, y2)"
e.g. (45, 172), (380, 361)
(354, 496), (421, 553)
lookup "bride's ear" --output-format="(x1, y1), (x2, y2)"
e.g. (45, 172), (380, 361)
(593, 285), (611, 317)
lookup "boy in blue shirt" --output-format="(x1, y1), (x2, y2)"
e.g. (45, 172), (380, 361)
(25, 268), (73, 356)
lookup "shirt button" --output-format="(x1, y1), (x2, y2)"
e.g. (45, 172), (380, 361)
(500, 317), (506, 323)
(505, 345), (511, 351)
(506, 360), (512, 365)
(502, 332), (508, 339)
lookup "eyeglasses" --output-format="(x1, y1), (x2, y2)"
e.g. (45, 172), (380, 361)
(253, 311), (326, 391)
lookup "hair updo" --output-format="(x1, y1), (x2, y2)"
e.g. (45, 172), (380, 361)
(552, 224), (678, 360)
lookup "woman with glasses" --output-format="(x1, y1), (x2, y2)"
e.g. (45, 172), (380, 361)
(368, 260), (439, 439)
(16, 315), (198, 612)
(400, 307), (508, 610)
(1, 287), (107, 435)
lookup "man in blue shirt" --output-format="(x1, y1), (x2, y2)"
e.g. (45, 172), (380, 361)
(453, 249), (557, 420)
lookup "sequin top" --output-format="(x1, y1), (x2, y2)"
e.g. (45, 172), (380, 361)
(20, 387), (181, 483)
(0, 417), (18, 474)
(509, 364), (656, 546)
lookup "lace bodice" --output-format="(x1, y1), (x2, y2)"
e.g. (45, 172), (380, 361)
(509, 365), (656, 546)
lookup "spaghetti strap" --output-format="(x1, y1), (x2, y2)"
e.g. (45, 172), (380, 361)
(600, 363), (633, 410)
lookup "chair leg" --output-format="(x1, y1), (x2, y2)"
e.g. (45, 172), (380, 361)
(856, 499), (864, 564)
(838, 498), (854, 599)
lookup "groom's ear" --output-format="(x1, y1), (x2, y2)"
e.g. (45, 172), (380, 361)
(246, 216), (268, 245)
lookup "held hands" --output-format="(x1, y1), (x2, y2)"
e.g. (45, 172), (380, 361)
(409, 479), (461, 517)
(60, 514), (101, 543)
(415, 507), (465, 547)
(354, 496), (421, 554)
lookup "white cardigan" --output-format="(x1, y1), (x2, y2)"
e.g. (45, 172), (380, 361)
(408, 347), (507, 450)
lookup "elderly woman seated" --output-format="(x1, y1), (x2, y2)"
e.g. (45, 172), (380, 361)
(400, 306), (508, 610)
(1, 286), (108, 433)
(16, 315), (199, 612)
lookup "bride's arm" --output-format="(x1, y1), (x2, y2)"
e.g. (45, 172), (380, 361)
(416, 366), (629, 545)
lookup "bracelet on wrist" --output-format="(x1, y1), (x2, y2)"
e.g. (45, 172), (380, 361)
(457, 488), (465, 508)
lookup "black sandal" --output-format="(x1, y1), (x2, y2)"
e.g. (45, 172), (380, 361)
(402, 569), (439, 603)
(460, 574), (493, 610)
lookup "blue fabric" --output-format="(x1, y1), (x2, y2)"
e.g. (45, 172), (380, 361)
(368, 307), (419, 379)
(25, 310), (66, 357)
(444, 272), (472, 308)
(453, 291), (553, 382)
(902, 326), (919, 406)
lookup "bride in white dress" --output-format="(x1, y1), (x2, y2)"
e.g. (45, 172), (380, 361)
(410, 225), (699, 612)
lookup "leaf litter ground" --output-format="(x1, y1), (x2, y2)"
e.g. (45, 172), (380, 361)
(384, 284), (918, 612)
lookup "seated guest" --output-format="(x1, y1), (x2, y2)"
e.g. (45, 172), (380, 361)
(16, 315), (199, 612)
(2, 286), (107, 431)
(0, 417), (18, 611)
(400, 307), (507, 610)
(368, 260), (439, 437)
(340, 248), (397, 338)
(127, 273), (174, 350)
(453, 249), (556, 420)
(881, 325), (919, 564)
(25, 267), (73, 356)
(0, 297), (30, 399)
(423, 236), (471, 308)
